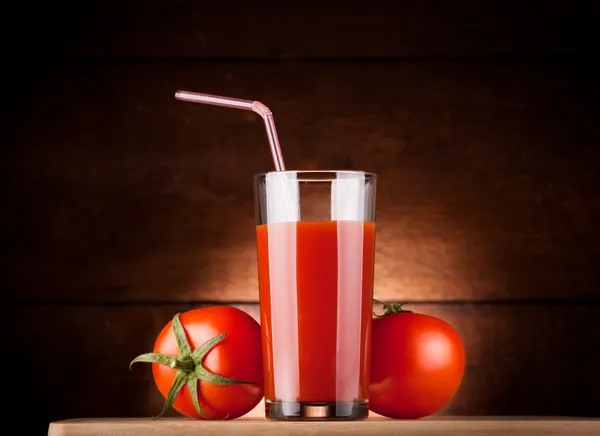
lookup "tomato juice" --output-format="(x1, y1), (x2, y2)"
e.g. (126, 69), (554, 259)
(256, 220), (376, 404)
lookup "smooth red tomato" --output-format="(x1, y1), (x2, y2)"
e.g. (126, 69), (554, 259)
(370, 302), (466, 419)
(132, 306), (263, 420)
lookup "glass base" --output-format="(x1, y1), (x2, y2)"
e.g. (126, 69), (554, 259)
(265, 400), (368, 421)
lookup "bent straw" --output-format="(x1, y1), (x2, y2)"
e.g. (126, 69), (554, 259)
(175, 90), (286, 171)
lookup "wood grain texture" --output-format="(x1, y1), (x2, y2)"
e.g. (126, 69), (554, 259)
(47, 417), (600, 436)
(3, 1), (600, 58)
(3, 303), (600, 436)
(3, 61), (599, 303)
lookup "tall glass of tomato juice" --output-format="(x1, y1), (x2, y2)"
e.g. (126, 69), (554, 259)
(254, 170), (376, 420)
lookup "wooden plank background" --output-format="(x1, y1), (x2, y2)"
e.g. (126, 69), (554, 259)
(4, 61), (599, 303)
(2, 1), (600, 57)
(6, 303), (600, 435)
(1, 2), (599, 435)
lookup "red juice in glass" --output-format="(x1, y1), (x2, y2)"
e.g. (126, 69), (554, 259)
(254, 171), (376, 420)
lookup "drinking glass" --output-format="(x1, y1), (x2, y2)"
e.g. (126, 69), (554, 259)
(254, 170), (377, 420)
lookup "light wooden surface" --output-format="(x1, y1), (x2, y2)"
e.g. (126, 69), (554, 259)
(47, 417), (600, 436)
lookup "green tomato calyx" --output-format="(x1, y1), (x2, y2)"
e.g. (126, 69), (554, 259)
(373, 298), (412, 317)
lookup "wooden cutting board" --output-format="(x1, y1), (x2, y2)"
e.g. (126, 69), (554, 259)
(48, 417), (600, 436)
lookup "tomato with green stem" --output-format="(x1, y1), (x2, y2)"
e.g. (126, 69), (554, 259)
(131, 306), (263, 420)
(370, 300), (466, 419)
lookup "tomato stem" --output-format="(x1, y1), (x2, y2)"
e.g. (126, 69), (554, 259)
(373, 298), (412, 317)
(130, 313), (257, 420)
(171, 358), (195, 372)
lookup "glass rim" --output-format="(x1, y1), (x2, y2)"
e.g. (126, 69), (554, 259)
(253, 170), (376, 182)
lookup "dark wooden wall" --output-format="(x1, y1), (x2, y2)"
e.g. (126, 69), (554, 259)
(2, 2), (600, 434)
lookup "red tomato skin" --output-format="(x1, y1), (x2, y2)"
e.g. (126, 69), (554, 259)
(370, 312), (466, 419)
(151, 306), (264, 419)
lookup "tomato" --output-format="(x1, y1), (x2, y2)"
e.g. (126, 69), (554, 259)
(370, 301), (466, 419)
(131, 306), (263, 420)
